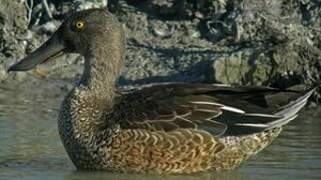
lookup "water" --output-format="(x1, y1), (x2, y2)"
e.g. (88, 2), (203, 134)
(1, 78), (321, 180)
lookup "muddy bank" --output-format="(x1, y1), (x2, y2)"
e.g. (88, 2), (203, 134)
(0, 0), (320, 99)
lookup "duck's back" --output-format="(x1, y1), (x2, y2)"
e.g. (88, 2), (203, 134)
(104, 83), (314, 173)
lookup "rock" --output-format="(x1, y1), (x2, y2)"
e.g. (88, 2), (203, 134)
(0, 0), (320, 100)
(73, 0), (107, 10)
(201, 0), (321, 90)
(0, 65), (7, 81)
(0, 0), (28, 68)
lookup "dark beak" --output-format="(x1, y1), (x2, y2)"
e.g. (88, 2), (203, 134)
(8, 33), (65, 72)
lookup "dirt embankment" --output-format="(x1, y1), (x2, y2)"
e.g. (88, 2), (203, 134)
(0, 0), (320, 99)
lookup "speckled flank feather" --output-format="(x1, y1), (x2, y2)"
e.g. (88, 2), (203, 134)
(215, 128), (282, 171)
(110, 128), (281, 173)
(110, 129), (223, 173)
(11, 9), (315, 174)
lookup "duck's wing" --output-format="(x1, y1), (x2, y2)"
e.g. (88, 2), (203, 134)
(114, 83), (315, 137)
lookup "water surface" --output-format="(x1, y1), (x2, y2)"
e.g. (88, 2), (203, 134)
(1, 78), (321, 180)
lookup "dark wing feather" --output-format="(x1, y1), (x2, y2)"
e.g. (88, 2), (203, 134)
(116, 94), (227, 136)
(113, 83), (314, 137)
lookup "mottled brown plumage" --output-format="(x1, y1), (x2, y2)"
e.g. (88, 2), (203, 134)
(8, 8), (315, 174)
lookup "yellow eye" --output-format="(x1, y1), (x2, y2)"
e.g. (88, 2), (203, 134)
(74, 20), (85, 31)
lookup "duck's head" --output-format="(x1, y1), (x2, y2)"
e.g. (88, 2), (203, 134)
(8, 8), (125, 72)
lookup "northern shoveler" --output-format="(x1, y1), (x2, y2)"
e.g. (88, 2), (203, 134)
(8, 8), (316, 174)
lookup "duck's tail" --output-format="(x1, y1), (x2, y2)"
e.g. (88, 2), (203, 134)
(221, 86), (318, 136)
(267, 87), (316, 129)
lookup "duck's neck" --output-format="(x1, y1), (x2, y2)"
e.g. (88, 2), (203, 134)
(68, 44), (125, 134)
(60, 41), (125, 138)
(79, 46), (124, 101)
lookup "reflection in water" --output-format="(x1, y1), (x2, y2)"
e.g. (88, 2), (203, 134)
(0, 79), (321, 180)
(63, 171), (248, 180)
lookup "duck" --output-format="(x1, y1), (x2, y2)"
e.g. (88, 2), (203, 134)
(8, 8), (316, 174)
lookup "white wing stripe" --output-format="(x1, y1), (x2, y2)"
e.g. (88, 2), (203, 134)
(190, 101), (245, 114)
(244, 113), (282, 118)
(189, 101), (223, 106)
(220, 106), (245, 114)
(234, 123), (270, 128)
